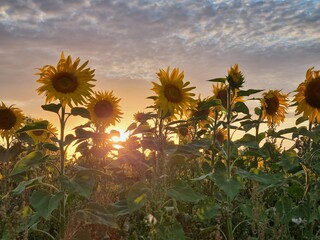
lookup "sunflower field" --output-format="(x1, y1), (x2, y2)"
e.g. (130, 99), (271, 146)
(1, 52), (320, 240)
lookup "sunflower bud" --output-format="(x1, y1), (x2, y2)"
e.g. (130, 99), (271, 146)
(226, 64), (245, 89)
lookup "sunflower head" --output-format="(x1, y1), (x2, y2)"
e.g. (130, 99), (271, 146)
(27, 118), (58, 144)
(261, 90), (289, 126)
(215, 128), (227, 145)
(0, 102), (25, 139)
(87, 91), (123, 129)
(212, 83), (244, 112)
(191, 97), (211, 119)
(151, 67), (195, 117)
(226, 64), (245, 89)
(294, 67), (320, 123)
(133, 111), (148, 123)
(36, 52), (96, 108)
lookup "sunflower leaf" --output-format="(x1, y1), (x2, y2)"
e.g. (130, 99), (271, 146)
(42, 143), (59, 152)
(237, 89), (264, 97)
(71, 107), (91, 119)
(10, 151), (49, 176)
(233, 102), (249, 115)
(207, 78), (226, 83)
(30, 189), (64, 219)
(167, 180), (204, 203)
(41, 103), (61, 114)
(16, 121), (49, 134)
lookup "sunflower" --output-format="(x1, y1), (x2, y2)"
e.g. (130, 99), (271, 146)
(27, 118), (58, 144)
(294, 67), (320, 123)
(226, 64), (245, 89)
(36, 52), (96, 108)
(87, 91), (122, 129)
(152, 67), (195, 116)
(261, 90), (289, 126)
(215, 128), (227, 145)
(212, 83), (244, 111)
(0, 102), (25, 139)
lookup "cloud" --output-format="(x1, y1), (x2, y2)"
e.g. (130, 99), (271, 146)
(0, 0), (319, 124)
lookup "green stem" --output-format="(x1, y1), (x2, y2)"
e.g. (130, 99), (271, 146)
(59, 106), (66, 238)
(226, 85), (233, 240)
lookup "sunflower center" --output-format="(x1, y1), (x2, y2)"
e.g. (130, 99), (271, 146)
(0, 109), (17, 130)
(215, 131), (225, 144)
(305, 78), (320, 109)
(94, 100), (113, 118)
(32, 130), (45, 136)
(164, 84), (183, 103)
(217, 89), (227, 108)
(265, 96), (279, 115)
(52, 72), (78, 93)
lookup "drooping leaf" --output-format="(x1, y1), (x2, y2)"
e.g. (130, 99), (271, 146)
(30, 190), (64, 219)
(41, 103), (61, 113)
(12, 176), (44, 195)
(71, 107), (91, 119)
(16, 121), (49, 134)
(125, 122), (137, 132)
(75, 202), (118, 229)
(107, 199), (130, 216)
(10, 151), (48, 176)
(167, 180), (204, 203)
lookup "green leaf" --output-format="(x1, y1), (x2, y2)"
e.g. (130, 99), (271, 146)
(237, 89), (263, 97)
(125, 122), (137, 132)
(207, 77), (226, 83)
(12, 176), (44, 195)
(158, 221), (185, 240)
(71, 107), (91, 119)
(30, 190), (63, 219)
(41, 103), (61, 113)
(214, 175), (242, 199)
(235, 134), (259, 148)
(233, 102), (249, 115)
(42, 143), (59, 152)
(65, 134), (76, 145)
(75, 202), (118, 229)
(254, 107), (261, 116)
(60, 169), (97, 199)
(107, 199), (130, 216)
(296, 116), (308, 125)
(240, 203), (253, 219)
(167, 180), (204, 203)
(127, 181), (150, 213)
(16, 121), (49, 134)
(280, 150), (299, 171)
(10, 151), (48, 176)
(275, 197), (293, 223)
(196, 199), (220, 220)
(199, 99), (221, 109)
(237, 169), (287, 191)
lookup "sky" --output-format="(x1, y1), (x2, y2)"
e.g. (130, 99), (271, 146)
(0, 0), (320, 133)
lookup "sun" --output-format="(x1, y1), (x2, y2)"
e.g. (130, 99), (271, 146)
(110, 130), (129, 149)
